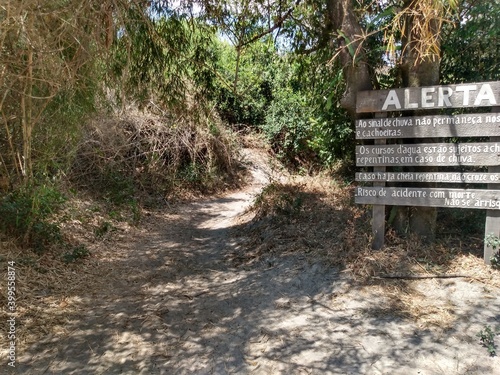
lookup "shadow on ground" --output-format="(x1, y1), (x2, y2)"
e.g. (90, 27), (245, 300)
(8, 181), (500, 374)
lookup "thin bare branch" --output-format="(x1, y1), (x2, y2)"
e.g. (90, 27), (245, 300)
(238, 0), (302, 49)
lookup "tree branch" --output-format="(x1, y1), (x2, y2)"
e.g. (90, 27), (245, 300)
(237, 0), (301, 49)
(375, 273), (469, 280)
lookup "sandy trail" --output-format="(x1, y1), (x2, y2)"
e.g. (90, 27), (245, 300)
(15, 148), (500, 374)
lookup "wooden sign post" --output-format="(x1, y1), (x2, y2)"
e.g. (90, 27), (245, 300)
(484, 106), (500, 265)
(372, 113), (386, 250)
(355, 81), (500, 262)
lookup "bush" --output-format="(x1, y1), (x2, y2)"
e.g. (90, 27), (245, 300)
(307, 114), (353, 167)
(485, 234), (500, 270)
(213, 40), (275, 126)
(30, 85), (99, 180)
(261, 90), (316, 167)
(253, 182), (305, 220)
(63, 244), (90, 263)
(259, 51), (353, 170)
(71, 102), (239, 200)
(0, 184), (66, 252)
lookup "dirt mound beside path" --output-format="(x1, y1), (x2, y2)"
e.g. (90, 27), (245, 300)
(4, 147), (500, 374)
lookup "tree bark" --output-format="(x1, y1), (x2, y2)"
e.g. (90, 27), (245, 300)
(394, 0), (442, 241)
(326, 0), (372, 117)
(326, 0), (443, 242)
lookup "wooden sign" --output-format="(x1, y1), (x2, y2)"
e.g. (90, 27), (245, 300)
(355, 81), (500, 260)
(355, 113), (500, 139)
(357, 81), (500, 113)
(356, 142), (500, 167)
(355, 172), (500, 184)
(355, 187), (500, 210)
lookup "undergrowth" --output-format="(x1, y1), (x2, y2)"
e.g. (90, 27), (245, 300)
(485, 234), (500, 269)
(238, 176), (497, 283)
(71, 103), (240, 202)
(0, 184), (66, 253)
(253, 182), (306, 220)
(0, 101), (241, 255)
(0, 183), (93, 262)
(477, 325), (499, 356)
(232, 175), (500, 330)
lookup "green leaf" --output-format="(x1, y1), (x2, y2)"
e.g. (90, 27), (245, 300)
(337, 30), (355, 58)
(370, 5), (396, 26)
(325, 94), (333, 111)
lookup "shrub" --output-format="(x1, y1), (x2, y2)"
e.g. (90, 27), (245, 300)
(213, 39), (274, 127)
(253, 182), (305, 221)
(477, 325), (499, 356)
(259, 52), (353, 170)
(261, 90), (316, 167)
(0, 184), (66, 252)
(63, 244), (90, 263)
(71, 102), (239, 200)
(485, 233), (500, 269)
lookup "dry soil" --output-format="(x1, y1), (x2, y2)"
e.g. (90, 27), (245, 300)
(6, 148), (500, 374)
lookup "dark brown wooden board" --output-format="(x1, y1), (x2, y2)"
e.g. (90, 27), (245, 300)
(355, 187), (500, 209)
(355, 113), (500, 139)
(356, 142), (500, 167)
(355, 172), (500, 183)
(371, 122), (386, 250)
(356, 81), (500, 113)
(485, 107), (500, 264)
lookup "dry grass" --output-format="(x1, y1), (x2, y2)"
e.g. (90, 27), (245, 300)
(236, 173), (499, 281)
(0, 237), (96, 359)
(0, 185), (142, 362)
(1, 164), (499, 361)
(71, 104), (241, 201)
(233, 173), (500, 328)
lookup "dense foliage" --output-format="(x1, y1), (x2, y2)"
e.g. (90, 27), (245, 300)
(441, 0), (500, 83)
(0, 1), (106, 183)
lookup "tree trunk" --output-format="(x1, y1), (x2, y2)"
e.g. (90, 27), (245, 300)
(394, 0), (442, 242)
(326, 0), (372, 117)
(397, 56), (439, 241)
(327, 0), (444, 242)
(233, 46), (242, 96)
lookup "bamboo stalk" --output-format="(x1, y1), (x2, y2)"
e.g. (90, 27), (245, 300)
(1, 92), (22, 179)
(21, 12), (34, 181)
(233, 45), (241, 96)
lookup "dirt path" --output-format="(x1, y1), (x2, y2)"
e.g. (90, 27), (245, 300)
(15, 148), (500, 374)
